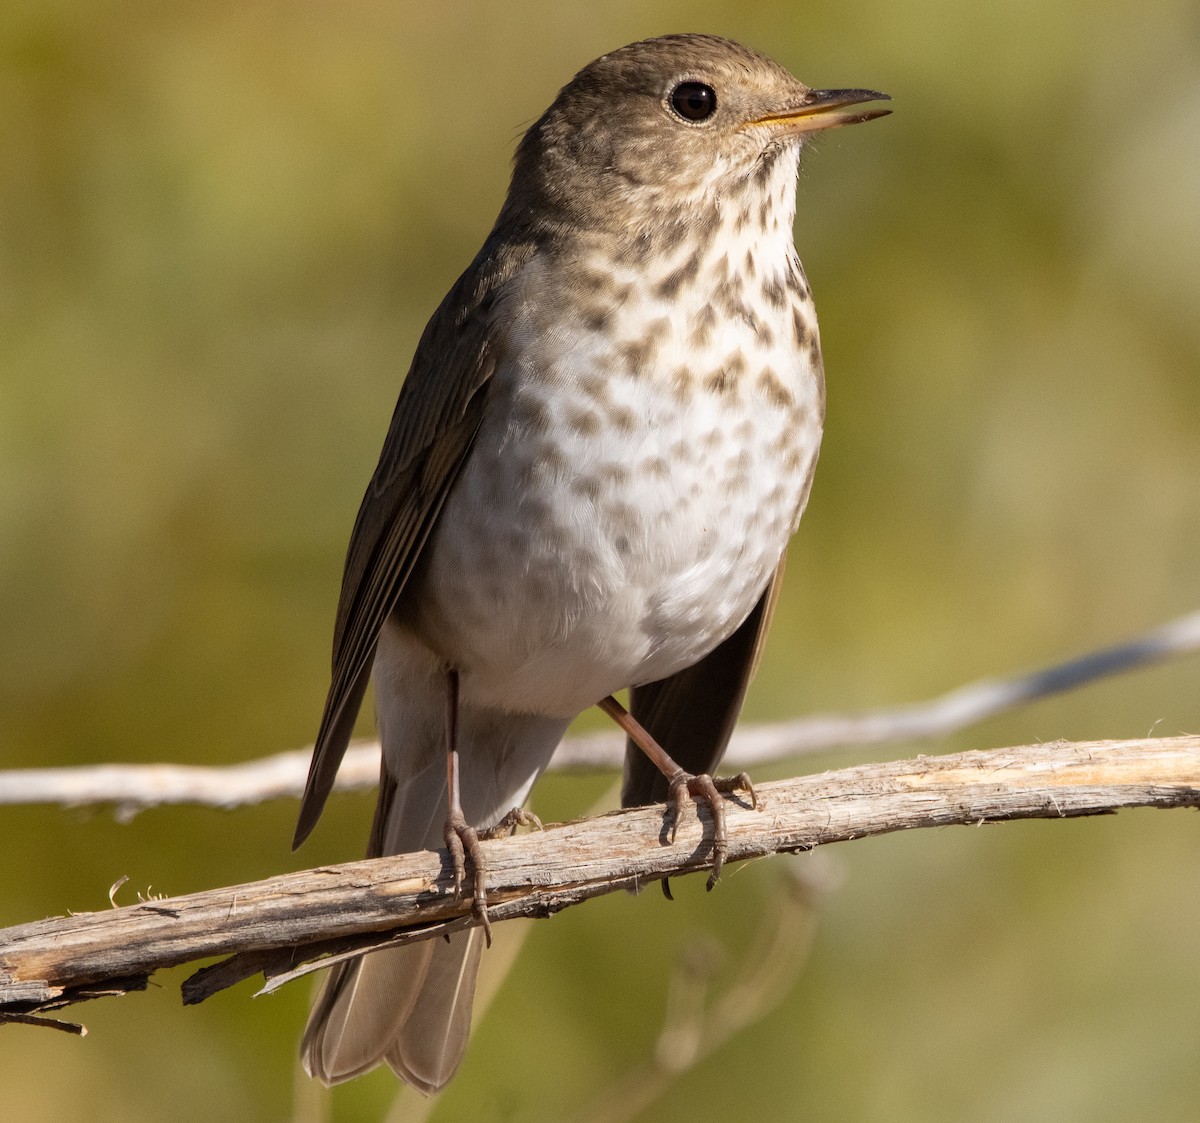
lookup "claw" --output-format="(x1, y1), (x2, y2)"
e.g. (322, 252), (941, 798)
(664, 770), (756, 889)
(480, 807), (543, 839)
(444, 817), (467, 896)
(595, 694), (756, 892)
(444, 805), (540, 948)
(713, 771), (757, 809)
(444, 811), (492, 946)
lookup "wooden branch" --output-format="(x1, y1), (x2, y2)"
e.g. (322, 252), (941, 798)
(2, 609), (1196, 815)
(2, 735), (1197, 1028)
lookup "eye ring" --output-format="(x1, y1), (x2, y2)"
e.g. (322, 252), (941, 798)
(668, 81), (717, 123)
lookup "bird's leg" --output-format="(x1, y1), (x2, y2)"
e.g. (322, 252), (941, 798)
(597, 695), (756, 889)
(442, 667), (494, 946)
(441, 670), (544, 946)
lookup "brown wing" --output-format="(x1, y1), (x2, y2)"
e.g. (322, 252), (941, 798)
(621, 554), (788, 808)
(293, 246), (529, 848)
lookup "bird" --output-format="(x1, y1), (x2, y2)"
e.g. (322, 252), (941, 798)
(294, 33), (889, 1091)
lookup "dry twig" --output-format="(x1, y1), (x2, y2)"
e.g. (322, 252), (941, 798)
(1, 735), (1196, 1032)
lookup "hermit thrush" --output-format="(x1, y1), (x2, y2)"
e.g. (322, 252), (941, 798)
(295, 34), (888, 1090)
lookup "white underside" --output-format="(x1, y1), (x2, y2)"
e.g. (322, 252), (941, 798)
(403, 229), (822, 720)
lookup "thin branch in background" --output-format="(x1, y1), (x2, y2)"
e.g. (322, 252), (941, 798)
(1, 735), (1197, 1031)
(0, 610), (1196, 816)
(752, 607), (1200, 755)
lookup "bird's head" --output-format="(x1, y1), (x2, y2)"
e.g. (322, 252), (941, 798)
(504, 34), (890, 237)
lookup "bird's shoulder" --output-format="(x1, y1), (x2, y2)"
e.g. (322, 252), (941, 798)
(367, 235), (539, 494)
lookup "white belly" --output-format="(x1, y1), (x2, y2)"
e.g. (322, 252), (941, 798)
(409, 292), (823, 717)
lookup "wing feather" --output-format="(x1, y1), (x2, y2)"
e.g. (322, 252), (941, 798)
(294, 244), (531, 847)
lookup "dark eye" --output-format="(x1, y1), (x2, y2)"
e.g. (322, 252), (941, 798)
(669, 81), (717, 122)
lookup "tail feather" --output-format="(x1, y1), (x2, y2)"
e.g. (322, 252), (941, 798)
(384, 930), (485, 1093)
(301, 627), (570, 1090)
(302, 908), (485, 1091)
(302, 940), (436, 1085)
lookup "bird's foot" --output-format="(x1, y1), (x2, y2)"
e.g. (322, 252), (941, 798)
(444, 811), (494, 946)
(479, 807), (543, 839)
(665, 770), (757, 889)
(444, 807), (541, 947)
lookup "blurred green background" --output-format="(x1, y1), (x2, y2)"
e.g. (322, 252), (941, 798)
(2, 0), (1198, 1119)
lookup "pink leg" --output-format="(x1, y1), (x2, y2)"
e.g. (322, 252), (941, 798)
(441, 669), (542, 945)
(598, 695), (755, 888)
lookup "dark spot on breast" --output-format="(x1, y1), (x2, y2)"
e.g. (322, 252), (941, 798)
(654, 249), (702, 301)
(565, 404), (603, 437)
(515, 458), (542, 491)
(579, 371), (611, 403)
(511, 394), (552, 433)
(538, 445), (569, 475)
(807, 335), (822, 370)
(758, 368), (794, 409)
(654, 269), (686, 302)
(658, 221), (687, 252)
(783, 445), (810, 475)
(724, 448), (753, 492)
(765, 482), (788, 506)
(616, 233), (653, 266)
(789, 259), (811, 300)
(570, 474), (603, 501)
(791, 306), (810, 347)
(704, 350), (748, 396)
(610, 404), (638, 433)
(619, 337), (656, 374)
(761, 275), (788, 311)
(711, 254), (733, 287)
(645, 316), (672, 343)
(670, 365), (695, 402)
(577, 266), (613, 291)
(713, 281), (744, 320)
(704, 369), (733, 394)
(580, 304), (612, 333)
(769, 427), (795, 457)
(611, 281), (635, 308)
(688, 304), (717, 349)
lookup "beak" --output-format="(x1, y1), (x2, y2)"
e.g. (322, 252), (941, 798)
(749, 88), (891, 135)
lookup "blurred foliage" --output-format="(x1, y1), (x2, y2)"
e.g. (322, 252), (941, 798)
(2, 1), (1198, 1120)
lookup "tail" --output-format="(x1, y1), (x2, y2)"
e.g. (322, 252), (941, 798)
(301, 747), (485, 1091)
(300, 638), (569, 1089)
(302, 928), (484, 1091)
